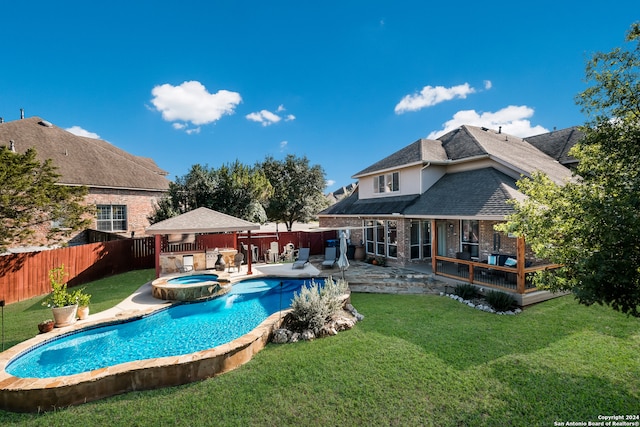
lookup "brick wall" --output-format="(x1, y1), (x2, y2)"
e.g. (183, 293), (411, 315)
(318, 216), (364, 245)
(89, 188), (166, 237)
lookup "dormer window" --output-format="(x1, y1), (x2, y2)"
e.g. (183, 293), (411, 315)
(374, 172), (399, 193)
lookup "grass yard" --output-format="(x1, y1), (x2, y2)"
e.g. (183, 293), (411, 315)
(0, 270), (638, 426)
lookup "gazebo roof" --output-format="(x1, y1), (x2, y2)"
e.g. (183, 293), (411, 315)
(145, 207), (260, 235)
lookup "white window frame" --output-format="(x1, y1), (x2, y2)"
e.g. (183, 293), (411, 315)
(410, 220), (431, 260)
(373, 172), (399, 193)
(363, 219), (398, 259)
(97, 204), (128, 232)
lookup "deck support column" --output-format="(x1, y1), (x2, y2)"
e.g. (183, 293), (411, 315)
(431, 219), (438, 272)
(516, 235), (526, 294)
(155, 234), (162, 278)
(246, 230), (253, 275)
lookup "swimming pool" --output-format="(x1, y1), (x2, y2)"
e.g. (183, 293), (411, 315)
(166, 274), (219, 284)
(151, 272), (226, 301)
(7, 278), (312, 379)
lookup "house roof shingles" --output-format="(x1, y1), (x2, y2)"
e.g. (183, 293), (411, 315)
(0, 116), (170, 191)
(322, 168), (522, 219)
(322, 125), (580, 220)
(145, 207), (260, 234)
(404, 168), (523, 218)
(353, 138), (447, 177)
(524, 126), (582, 166)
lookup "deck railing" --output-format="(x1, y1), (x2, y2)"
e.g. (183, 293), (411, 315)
(434, 255), (562, 294)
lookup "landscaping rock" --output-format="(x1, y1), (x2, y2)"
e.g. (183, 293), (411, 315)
(272, 328), (291, 344)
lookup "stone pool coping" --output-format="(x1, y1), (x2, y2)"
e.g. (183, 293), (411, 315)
(0, 263), (321, 413)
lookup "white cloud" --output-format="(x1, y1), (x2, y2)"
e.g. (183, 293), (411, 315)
(246, 105), (296, 126)
(426, 105), (549, 139)
(150, 81), (241, 126)
(395, 83), (477, 114)
(66, 126), (99, 139)
(326, 179), (336, 187)
(186, 127), (201, 135)
(279, 140), (288, 150)
(246, 110), (282, 126)
(172, 123), (187, 130)
(484, 80), (492, 90)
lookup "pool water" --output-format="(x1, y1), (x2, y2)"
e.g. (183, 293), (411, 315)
(7, 278), (319, 379)
(166, 274), (219, 285)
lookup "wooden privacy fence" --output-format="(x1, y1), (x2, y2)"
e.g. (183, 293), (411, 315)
(0, 238), (155, 305)
(160, 231), (339, 262)
(0, 230), (340, 305)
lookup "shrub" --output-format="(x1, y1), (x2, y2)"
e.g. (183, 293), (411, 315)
(287, 277), (348, 333)
(454, 283), (477, 300)
(485, 290), (516, 311)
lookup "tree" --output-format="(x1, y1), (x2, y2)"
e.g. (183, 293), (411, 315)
(497, 23), (640, 316)
(259, 155), (329, 231)
(149, 161), (272, 224)
(0, 147), (91, 252)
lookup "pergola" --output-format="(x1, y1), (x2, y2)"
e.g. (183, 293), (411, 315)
(145, 207), (260, 278)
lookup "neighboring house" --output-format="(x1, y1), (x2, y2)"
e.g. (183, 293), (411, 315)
(0, 115), (170, 246)
(319, 125), (579, 299)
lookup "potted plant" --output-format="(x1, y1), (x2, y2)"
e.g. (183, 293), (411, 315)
(74, 289), (91, 320)
(38, 319), (54, 333)
(41, 265), (78, 327)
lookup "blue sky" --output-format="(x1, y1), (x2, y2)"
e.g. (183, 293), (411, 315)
(0, 1), (636, 192)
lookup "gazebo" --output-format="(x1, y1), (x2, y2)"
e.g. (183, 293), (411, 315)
(145, 207), (260, 277)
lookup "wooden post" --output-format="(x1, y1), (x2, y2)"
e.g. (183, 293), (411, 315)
(154, 234), (162, 278)
(247, 230), (253, 275)
(431, 219), (438, 272)
(516, 235), (526, 294)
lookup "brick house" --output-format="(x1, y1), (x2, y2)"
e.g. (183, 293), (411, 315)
(319, 125), (580, 298)
(0, 116), (170, 246)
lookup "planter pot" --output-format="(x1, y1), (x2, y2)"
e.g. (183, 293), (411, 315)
(38, 320), (54, 334)
(52, 304), (78, 327)
(77, 306), (90, 320)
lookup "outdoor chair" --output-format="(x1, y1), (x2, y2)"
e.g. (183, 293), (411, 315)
(455, 251), (471, 273)
(292, 248), (310, 269)
(228, 252), (244, 273)
(174, 256), (194, 273)
(267, 241), (279, 263)
(281, 243), (296, 261)
(321, 247), (337, 268)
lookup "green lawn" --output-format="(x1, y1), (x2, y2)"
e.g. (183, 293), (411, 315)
(1, 270), (638, 426)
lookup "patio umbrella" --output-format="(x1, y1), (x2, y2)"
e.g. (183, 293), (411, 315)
(337, 230), (349, 281)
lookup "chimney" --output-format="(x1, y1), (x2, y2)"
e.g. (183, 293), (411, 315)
(9, 140), (15, 152)
(20, 109), (24, 119)
(498, 126), (502, 134)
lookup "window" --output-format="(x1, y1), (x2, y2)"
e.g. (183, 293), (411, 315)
(374, 172), (399, 193)
(364, 219), (398, 259)
(97, 205), (127, 232)
(387, 220), (397, 258)
(375, 221), (385, 255)
(365, 221), (375, 253)
(461, 219), (479, 258)
(410, 220), (431, 259)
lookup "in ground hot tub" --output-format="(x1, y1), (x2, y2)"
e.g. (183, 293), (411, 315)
(152, 273), (231, 301)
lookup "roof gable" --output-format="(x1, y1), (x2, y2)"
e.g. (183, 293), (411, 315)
(353, 138), (446, 177)
(0, 117), (169, 191)
(352, 125), (573, 185)
(146, 207), (260, 234)
(321, 168), (523, 219)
